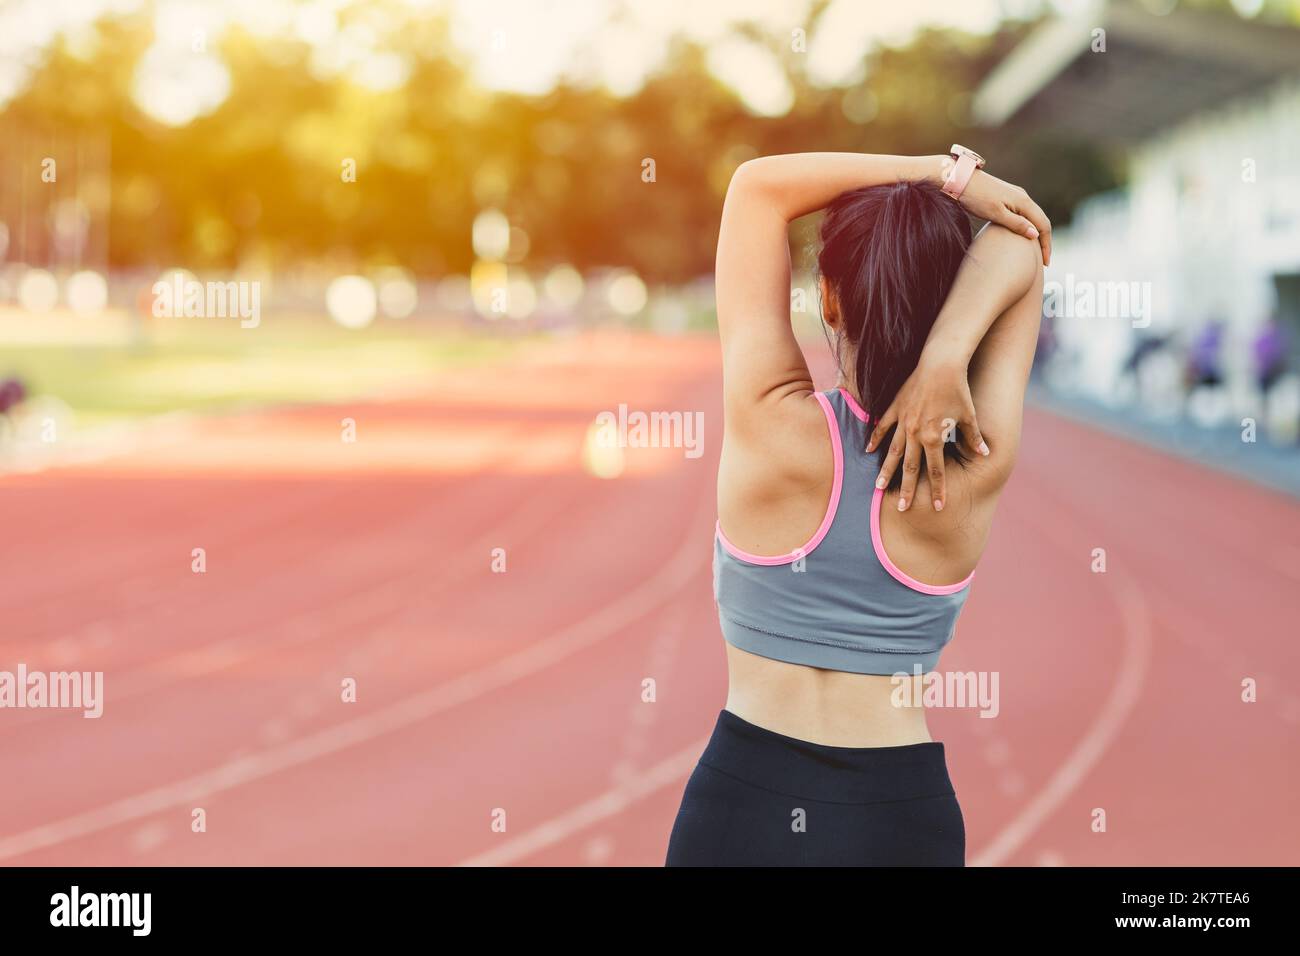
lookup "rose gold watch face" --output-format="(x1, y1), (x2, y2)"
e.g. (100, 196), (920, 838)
(951, 145), (985, 168)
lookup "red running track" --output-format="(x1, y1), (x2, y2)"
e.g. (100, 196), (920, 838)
(0, 330), (1297, 866)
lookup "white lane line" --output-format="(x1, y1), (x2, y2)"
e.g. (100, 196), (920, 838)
(969, 490), (1155, 867)
(0, 489), (714, 863)
(1, 421), (546, 707)
(1, 466), (580, 731)
(457, 737), (709, 867)
(449, 562), (1149, 869)
(459, 447), (1159, 869)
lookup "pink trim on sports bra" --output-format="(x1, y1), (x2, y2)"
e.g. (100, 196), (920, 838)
(869, 486), (975, 595)
(715, 391), (844, 566)
(837, 387), (869, 423)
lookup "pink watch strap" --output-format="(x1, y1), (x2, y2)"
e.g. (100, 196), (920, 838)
(941, 153), (979, 199)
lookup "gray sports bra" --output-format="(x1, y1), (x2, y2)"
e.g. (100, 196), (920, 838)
(713, 387), (973, 675)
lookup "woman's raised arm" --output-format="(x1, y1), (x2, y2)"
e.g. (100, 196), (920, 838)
(716, 154), (950, 427)
(716, 152), (1049, 435)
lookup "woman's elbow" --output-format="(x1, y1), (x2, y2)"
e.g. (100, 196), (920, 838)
(727, 158), (772, 202)
(973, 223), (1042, 297)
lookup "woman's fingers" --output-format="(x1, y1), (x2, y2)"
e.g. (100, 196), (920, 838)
(882, 420), (983, 510)
(866, 405), (896, 453)
(1019, 197), (1053, 266)
(925, 440), (946, 511)
(994, 208), (1040, 244)
(897, 435), (921, 512)
(875, 430), (905, 491)
(963, 408), (990, 459)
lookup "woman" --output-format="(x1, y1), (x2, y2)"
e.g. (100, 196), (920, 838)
(666, 150), (1049, 866)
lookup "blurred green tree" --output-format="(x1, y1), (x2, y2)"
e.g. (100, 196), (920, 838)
(0, 4), (1123, 283)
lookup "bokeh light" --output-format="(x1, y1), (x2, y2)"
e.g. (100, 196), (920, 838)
(542, 264), (585, 309)
(132, 46), (232, 127)
(66, 270), (108, 315)
(325, 275), (378, 329)
(607, 272), (648, 316)
(17, 268), (58, 312)
(377, 269), (418, 318)
(472, 210), (511, 260)
(705, 37), (794, 117)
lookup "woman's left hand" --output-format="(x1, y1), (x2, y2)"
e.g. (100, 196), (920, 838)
(953, 167), (1052, 267)
(866, 355), (989, 512)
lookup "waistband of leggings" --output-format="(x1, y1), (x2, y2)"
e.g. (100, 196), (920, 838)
(698, 709), (955, 805)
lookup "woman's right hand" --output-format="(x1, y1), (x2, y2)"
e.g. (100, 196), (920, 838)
(945, 163), (1052, 266)
(867, 351), (987, 513)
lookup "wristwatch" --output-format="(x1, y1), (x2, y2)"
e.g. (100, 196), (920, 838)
(941, 144), (986, 200)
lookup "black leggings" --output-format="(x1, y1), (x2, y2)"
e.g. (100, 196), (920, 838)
(666, 709), (964, 866)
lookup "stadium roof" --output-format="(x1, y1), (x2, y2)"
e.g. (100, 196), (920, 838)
(973, 0), (1300, 143)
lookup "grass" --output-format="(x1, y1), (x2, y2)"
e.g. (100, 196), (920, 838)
(0, 312), (521, 425)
